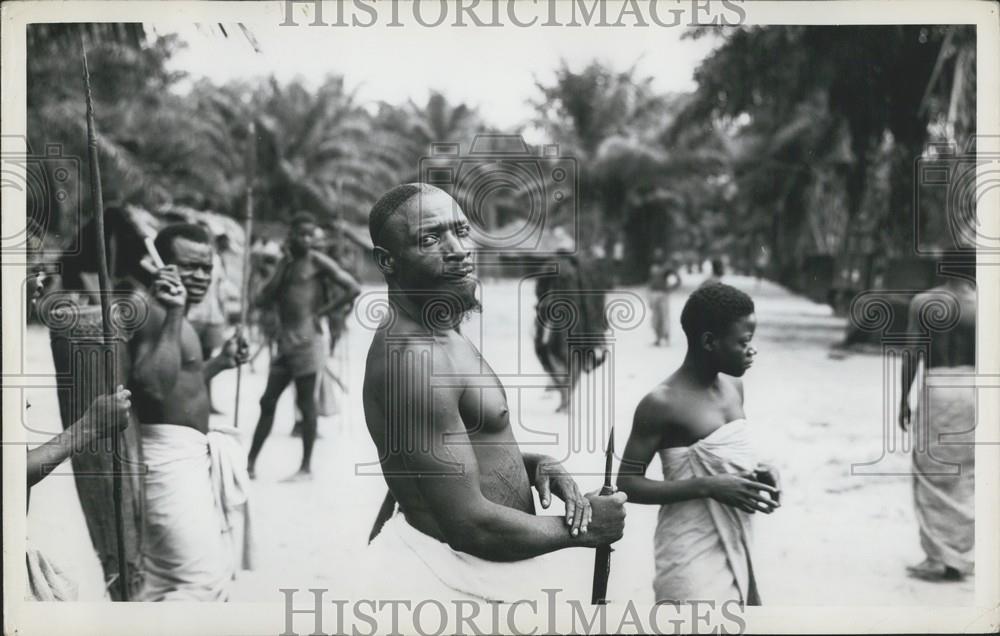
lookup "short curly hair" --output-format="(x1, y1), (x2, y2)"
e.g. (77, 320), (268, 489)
(369, 183), (440, 249)
(680, 283), (755, 341)
(291, 210), (318, 228)
(154, 223), (212, 263)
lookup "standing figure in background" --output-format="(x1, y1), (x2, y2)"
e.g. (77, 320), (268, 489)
(534, 249), (609, 413)
(700, 258), (725, 288)
(648, 247), (682, 347)
(247, 212), (361, 481)
(899, 261), (976, 582)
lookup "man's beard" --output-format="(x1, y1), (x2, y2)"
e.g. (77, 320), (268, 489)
(416, 278), (481, 330)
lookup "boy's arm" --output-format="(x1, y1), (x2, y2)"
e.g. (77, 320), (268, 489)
(617, 394), (714, 505)
(617, 393), (780, 513)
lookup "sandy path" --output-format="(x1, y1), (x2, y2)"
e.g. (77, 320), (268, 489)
(23, 274), (974, 605)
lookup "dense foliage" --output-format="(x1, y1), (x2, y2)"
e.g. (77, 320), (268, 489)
(26, 24), (974, 292)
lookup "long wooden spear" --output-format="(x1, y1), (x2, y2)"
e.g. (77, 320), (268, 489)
(81, 33), (130, 601)
(233, 122), (256, 428)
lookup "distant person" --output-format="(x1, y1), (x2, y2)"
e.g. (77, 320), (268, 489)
(618, 283), (780, 605)
(26, 387), (132, 601)
(754, 246), (770, 288)
(534, 249), (609, 413)
(648, 248), (682, 346)
(699, 258), (725, 288)
(247, 212), (360, 481)
(899, 263), (976, 582)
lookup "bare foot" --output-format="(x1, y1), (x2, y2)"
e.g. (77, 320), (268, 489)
(247, 465), (256, 480)
(280, 470), (313, 483)
(906, 560), (964, 582)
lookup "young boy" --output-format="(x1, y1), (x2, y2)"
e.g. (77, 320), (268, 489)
(617, 283), (780, 605)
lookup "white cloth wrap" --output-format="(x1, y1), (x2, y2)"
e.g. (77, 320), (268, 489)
(654, 419), (759, 605)
(366, 512), (589, 603)
(137, 424), (253, 601)
(910, 365), (975, 574)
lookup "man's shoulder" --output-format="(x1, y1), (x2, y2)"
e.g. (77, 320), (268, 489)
(366, 320), (459, 375)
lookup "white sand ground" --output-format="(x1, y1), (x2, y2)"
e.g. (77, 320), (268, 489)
(23, 273), (975, 605)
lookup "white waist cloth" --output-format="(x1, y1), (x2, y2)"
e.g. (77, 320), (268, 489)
(137, 424), (254, 601)
(366, 512), (589, 603)
(654, 419), (759, 605)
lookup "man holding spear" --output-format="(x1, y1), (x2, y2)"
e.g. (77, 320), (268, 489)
(362, 183), (626, 602)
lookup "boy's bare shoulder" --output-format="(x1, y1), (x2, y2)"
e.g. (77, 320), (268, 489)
(633, 381), (685, 432)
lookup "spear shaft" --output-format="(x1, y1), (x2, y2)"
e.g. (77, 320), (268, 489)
(233, 122), (256, 429)
(591, 427), (615, 605)
(81, 33), (130, 602)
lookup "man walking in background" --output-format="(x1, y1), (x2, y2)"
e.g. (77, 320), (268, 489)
(899, 258), (976, 582)
(247, 211), (361, 481)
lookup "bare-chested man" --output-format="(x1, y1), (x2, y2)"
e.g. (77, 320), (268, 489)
(362, 183), (626, 602)
(898, 262), (976, 582)
(128, 223), (252, 601)
(248, 211), (360, 480)
(618, 283), (780, 605)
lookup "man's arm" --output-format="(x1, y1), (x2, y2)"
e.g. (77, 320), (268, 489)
(522, 452), (590, 535)
(389, 340), (623, 562)
(28, 388), (131, 488)
(898, 293), (925, 431)
(202, 333), (250, 380)
(311, 250), (362, 314)
(130, 267), (187, 400)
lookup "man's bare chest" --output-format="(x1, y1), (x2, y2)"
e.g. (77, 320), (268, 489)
(446, 343), (511, 436)
(180, 321), (205, 368)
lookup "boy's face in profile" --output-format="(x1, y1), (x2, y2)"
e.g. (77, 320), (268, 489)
(710, 313), (757, 377)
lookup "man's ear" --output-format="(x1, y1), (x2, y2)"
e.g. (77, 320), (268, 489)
(373, 246), (395, 276)
(700, 331), (716, 352)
